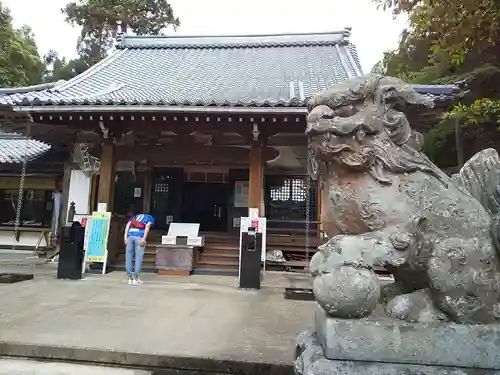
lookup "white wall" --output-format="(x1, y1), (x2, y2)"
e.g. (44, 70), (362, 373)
(66, 170), (92, 221)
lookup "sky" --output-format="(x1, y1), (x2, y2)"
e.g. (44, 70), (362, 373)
(4, 0), (408, 73)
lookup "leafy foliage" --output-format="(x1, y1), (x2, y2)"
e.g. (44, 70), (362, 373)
(372, 0), (500, 68)
(62, 0), (180, 65)
(0, 0), (181, 86)
(371, 0), (500, 167)
(447, 99), (500, 125)
(423, 119), (456, 163)
(370, 31), (463, 85)
(0, 1), (45, 87)
(43, 50), (90, 83)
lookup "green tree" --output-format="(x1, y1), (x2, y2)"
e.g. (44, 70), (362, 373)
(370, 30), (458, 84)
(373, 0), (500, 67)
(62, 0), (180, 66)
(370, 0), (500, 168)
(0, 1), (45, 87)
(43, 50), (89, 83)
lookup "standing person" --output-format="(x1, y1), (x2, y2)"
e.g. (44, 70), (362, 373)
(124, 212), (155, 285)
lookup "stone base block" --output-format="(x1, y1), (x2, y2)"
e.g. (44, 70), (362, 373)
(314, 306), (500, 370)
(295, 329), (500, 375)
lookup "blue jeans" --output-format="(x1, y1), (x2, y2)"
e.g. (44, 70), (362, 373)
(125, 236), (145, 277)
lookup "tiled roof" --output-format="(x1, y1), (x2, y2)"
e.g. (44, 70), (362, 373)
(0, 29), (365, 108)
(0, 134), (51, 163)
(0, 30), (461, 109)
(412, 84), (461, 102)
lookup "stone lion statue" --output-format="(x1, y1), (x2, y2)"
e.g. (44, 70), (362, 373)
(307, 74), (500, 324)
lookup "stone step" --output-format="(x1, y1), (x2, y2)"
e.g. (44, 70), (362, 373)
(195, 258), (239, 268)
(202, 243), (239, 251)
(0, 343), (289, 375)
(199, 251), (239, 259)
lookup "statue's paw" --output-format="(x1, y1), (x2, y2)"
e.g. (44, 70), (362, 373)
(313, 265), (380, 319)
(309, 251), (325, 277)
(385, 289), (449, 323)
(379, 281), (406, 304)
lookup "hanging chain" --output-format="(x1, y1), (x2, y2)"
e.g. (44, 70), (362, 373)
(13, 159), (27, 248)
(305, 175), (311, 264)
(304, 146), (312, 268)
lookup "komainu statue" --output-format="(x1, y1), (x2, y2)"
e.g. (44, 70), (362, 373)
(307, 74), (500, 324)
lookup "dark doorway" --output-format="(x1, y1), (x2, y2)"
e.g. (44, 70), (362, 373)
(150, 168), (183, 231)
(181, 182), (229, 232)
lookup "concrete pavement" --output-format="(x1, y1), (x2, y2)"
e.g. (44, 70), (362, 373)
(0, 265), (314, 372)
(0, 358), (150, 375)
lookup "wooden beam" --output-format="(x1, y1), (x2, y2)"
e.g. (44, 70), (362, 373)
(267, 134), (307, 146)
(114, 144), (279, 165)
(97, 141), (116, 211)
(28, 112), (307, 136)
(248, 146), (264, 214)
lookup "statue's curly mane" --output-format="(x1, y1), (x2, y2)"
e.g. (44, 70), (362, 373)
(307, 74), (445, 185)
(305, 74), (500, 325)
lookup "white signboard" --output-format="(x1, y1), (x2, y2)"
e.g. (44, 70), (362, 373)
(167, 223), (200, 238)
(161, 222), (204, 247)
(239, 217), (267, 262)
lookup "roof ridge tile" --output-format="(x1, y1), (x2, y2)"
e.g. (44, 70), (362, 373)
(116, 30), (351, 50)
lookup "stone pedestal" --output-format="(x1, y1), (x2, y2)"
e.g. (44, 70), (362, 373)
(295, 330), (500, 375)
(294, 306), (500, 375)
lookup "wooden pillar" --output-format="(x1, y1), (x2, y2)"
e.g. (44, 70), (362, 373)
(143, 166), (152, 212)
(248, 145), (264, 214)
(97, 142), (116, 212)
(89, 174), (98, 213)
(60, 162), (72, 224)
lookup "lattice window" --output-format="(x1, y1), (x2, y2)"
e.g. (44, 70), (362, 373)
(154, 183), (169, 193)
(154, 175), (172, 193)
(150, 169), (182, 230)
(266, 176), (316, 221)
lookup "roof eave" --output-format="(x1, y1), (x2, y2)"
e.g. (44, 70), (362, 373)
(12, 105), (309, 115)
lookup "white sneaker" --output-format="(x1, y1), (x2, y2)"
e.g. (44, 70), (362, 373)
(128, 278), (133, 285)
(134, 278), (142, 285)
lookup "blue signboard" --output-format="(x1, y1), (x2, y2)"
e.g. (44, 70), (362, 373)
(86, 212), (111, 263)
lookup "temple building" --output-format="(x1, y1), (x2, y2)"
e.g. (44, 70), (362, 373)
(0, 28), (460, 274)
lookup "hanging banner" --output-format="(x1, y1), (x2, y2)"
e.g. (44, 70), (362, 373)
(85, 211), (111, 263)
